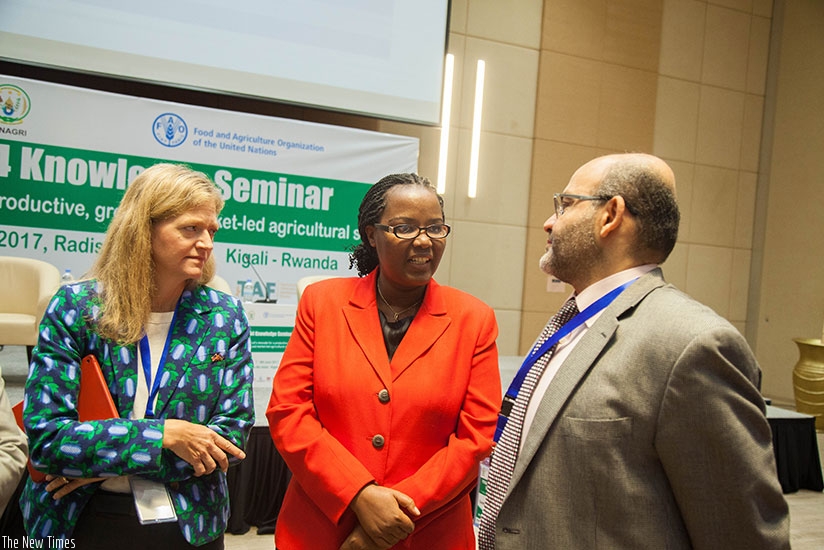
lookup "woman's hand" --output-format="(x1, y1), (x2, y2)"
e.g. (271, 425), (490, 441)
(349, 484), (420, 548)
(162, 419), (246, 476)
(340, 524), (388, 550)
(45, 474), (104, 500)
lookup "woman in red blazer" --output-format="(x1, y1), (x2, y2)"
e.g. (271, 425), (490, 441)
(268, 173), (501, 549)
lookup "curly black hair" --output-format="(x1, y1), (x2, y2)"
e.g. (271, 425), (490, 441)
(349, 173), (444, 277)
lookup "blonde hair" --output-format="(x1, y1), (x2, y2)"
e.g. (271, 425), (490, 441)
(88, 163), (224, 343)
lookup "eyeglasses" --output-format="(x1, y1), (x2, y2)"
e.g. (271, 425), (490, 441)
(374, 223), (451, 240)
(553, 193), (611, 217)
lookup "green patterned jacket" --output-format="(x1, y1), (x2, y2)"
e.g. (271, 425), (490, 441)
(20, 280), (255, 545)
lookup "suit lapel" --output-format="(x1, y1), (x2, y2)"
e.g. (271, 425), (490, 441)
(153, 288), (211, 417)
(107, 343), (139, 419)
(507, 317), (619, 493)
(390, 279), (450, 380)
(344, 272), (393, 387)
(342, 272), (451, 385)
(507, 270), (666, 494)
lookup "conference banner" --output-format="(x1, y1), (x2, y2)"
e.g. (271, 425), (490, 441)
(0, 75), (418, 296)
(0, 75), (418, 380)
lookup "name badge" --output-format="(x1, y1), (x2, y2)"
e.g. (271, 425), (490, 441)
(473, 456), (491, 527)
(130, 476), (178, 524)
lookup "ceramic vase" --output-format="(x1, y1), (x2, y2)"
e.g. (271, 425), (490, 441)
(792, 337), (824, 431)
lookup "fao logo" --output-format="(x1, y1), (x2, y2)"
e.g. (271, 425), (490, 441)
(152, 113), (188, 147)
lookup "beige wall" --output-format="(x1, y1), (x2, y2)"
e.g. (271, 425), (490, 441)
(752, 0), (824, 406)
(377, 0), (545, 356)
(524, 0), (774, 358)
(524, 0), (664, 353)
(375, 1), (771, 351)
(377, 0), (784, 400)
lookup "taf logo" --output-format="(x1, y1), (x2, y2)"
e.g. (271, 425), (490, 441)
(153, 113), (188, 147)
(0, 84), (31, 125)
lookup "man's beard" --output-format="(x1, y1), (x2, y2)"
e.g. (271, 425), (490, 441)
(539, 216), (601, 284)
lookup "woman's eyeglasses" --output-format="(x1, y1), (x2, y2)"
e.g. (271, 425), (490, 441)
(374, 223), (451, 240)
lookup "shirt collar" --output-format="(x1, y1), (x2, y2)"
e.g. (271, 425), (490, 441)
(573, 264), (658, 324)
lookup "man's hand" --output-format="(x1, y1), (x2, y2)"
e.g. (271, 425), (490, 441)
(349, 484), (420, 547)
(162, 419), (246, 476)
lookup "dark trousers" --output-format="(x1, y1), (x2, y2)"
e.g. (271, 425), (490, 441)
(72, 490), (224, 550)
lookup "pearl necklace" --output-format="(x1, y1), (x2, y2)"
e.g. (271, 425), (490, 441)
(377, 282), (421, 322)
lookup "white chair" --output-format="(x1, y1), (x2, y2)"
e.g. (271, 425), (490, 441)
(0, 256), (61, 361)
(296, 275), (336, 300)
(206, 274), (233, 295)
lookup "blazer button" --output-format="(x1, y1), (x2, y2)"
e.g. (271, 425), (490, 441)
(372, 434), (385, 449)
(377, 389), (390, 404)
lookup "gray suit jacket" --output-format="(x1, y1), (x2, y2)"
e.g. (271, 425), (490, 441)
(496, 269), (789, 549)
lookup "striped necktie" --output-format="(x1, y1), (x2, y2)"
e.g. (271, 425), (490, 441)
(477, 297), (579, 549)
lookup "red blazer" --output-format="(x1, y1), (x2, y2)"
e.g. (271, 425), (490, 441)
(267, 271), (501, 549)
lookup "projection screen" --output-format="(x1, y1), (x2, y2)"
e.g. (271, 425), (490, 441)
(0, 0), (450, 125)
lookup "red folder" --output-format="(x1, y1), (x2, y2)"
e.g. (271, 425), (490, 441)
(12, 355), (119, 482)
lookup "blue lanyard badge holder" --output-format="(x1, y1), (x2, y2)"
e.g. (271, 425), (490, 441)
(131, 305), (180, 524)
(473, 280), (635, 527)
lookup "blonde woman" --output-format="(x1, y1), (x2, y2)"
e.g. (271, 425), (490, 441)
(21, 163), (254, 549)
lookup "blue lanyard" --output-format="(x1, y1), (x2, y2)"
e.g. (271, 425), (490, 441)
(138, 304), (179, 418)
(494, 278), (637, 442)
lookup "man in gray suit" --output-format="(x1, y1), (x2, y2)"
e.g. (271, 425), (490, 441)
(478, 153), (790, 549)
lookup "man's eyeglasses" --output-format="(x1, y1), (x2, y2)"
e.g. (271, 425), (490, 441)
(553, 193), (611, 217)
(553, 193), (636, 217)
(374, 223), (451, 240)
